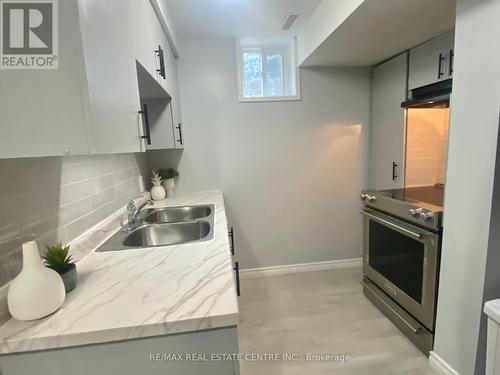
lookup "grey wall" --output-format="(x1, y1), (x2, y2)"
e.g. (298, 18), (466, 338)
(433, 0), (500, 373)
(152, 38), (371, 270)
(0, 154), (147, 287)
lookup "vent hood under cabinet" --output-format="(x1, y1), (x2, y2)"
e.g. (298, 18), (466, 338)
(401, 79), (452, 109)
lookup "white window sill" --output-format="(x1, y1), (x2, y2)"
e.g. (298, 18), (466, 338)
(238, 94), (301, 103)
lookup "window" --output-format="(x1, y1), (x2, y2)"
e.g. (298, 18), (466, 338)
(237, 38), (300, 102)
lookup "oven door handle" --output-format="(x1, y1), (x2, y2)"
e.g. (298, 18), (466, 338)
(360, 210), (423, 240)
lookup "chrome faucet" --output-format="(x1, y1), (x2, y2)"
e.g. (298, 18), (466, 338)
(127, 199), (152, 231)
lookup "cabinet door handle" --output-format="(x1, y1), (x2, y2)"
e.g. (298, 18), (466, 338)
(233, 261), (240, 297)
(229, 227), (235, 255)
(449, 49), (454, 77)
(437, 53), (445, 79)
(176, 123), (183, 145)
(392, 162), (398, 181)
(139, 104), (151, 145)
(155, 45), (166, 79)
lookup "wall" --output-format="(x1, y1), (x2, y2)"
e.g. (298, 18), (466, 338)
(405, 108), (449, 187)
(0, 154), (147, 287)
(153, 38), (371, 270)
(432, 0), (500, 374)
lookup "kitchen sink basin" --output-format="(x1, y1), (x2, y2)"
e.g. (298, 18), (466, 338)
(143, 205), (212, 224)
(124, 221), (211, 247)
(95, 204), (215, 252)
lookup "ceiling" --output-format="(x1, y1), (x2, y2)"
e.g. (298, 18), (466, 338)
(163, 0), (322, 38)
(301, 0), (457, 67)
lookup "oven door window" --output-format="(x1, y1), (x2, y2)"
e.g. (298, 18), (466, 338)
(368, 220), (424, 303)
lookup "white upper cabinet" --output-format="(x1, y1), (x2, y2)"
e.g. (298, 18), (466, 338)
(78, 0), (145, 154)
(370, 52), (408, 190)
(408, 29), (455, 91)
(134, 1), (184, 150)
(171, 97), (184, 149)
(0, 0), (182, 159)
(0, 0), (91, 159)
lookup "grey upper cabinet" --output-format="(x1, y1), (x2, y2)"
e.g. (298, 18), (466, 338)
(0, 0), (182, 159)
(369, 52), (408, 190)
(408, 29), (455, 92)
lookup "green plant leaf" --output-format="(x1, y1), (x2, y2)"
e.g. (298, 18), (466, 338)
(158, 168), (179, 180)
(43, 242), (74, 273)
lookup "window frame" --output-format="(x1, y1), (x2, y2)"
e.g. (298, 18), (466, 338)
(236, 40), (301, 103)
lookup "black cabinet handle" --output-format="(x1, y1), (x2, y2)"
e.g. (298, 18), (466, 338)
(392, 162), (398, 181)
(176, 123), (183, 145)
(155, 45), (166, 79)
(139, 104), (151, 145)
(233, 261), (240, 297)
(229, 227), (235, 255)
(449, 49), (454, 76)
(437, 53), (445, 79)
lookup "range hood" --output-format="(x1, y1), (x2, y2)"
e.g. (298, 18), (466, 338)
(401, 79), (452, 108)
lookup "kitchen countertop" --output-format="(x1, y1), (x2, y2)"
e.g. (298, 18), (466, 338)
(0, 191), (239, 354)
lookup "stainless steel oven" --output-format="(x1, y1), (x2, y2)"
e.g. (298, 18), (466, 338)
(361, 207), (440, 331)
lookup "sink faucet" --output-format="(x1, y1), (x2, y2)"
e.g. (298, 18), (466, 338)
(127, 199), (152, 231)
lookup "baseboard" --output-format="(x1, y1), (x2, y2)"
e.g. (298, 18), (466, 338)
(429, 351), (460, 375)
(239, 258), (362, 279)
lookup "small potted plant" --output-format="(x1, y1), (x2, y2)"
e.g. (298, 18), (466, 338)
(159, 168), (179, 197)
(42, 243), (77, 293)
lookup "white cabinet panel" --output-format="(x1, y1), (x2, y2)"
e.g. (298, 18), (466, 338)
(0, 0), (91, 158)
(370, 53), (407, 190)
(78, 0), (144, 154)
(171, 96), (184, 149)
(408, 29), (455, 91)
(0, 327), (240, 375)
(143, 99), (176, 150)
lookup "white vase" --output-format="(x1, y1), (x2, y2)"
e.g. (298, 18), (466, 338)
(164, 178), (176, 197)
(7, 241), (65, 321)
(151, 184), (166, 201)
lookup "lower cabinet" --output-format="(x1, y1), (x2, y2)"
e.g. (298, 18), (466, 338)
(0, 327), (240, 375)
(229, 227), (240, 297)
(233, 261), (241, 297)
(369, 52), (408, 189)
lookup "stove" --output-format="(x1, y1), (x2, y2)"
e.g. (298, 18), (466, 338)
(360, 185), (444, 232)
(360, 184), (445, 355)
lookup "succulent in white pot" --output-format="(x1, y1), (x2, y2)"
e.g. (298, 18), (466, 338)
(150, 171), (166, 201)
(159, 168), (179, 197)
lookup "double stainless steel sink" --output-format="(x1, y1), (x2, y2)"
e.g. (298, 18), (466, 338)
(96, 205), (214, 252)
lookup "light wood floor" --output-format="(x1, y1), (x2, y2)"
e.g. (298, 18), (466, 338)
(237, 267), (437, 375)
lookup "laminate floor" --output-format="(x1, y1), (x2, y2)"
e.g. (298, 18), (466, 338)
(237, 267), (437, 375)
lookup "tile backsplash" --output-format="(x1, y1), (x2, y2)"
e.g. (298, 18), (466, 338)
(405, 107), (450, 187)
(0, 153), (148, 287)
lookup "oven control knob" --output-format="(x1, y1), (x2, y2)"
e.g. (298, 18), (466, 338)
(360, 193), (368, 200)
(419, 211), (435, 221)
(409, 208), (423, 216)
(367, 195), (377, 202)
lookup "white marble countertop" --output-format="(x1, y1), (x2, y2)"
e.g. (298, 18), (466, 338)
(0, 191), (239, 354)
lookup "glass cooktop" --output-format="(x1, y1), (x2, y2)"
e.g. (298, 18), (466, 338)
(381, 184), (445, 209)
